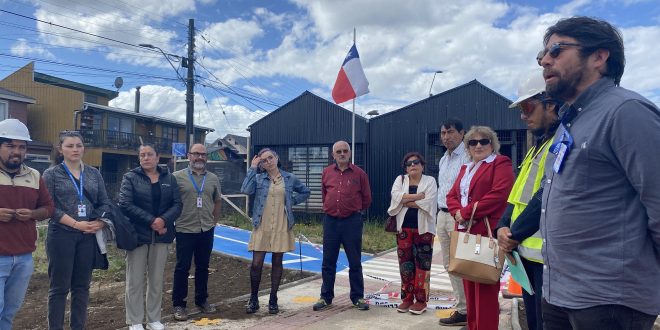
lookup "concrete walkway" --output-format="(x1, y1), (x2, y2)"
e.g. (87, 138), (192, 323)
(162, 239), (514, 329)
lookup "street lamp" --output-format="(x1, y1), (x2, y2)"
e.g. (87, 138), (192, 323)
(139, 43), (194, 151)
(428, 70), (444, 97)
(138, 44), (185, 82)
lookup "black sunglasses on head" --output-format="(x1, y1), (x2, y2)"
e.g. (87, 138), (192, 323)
(468, 139), (491, 147)
(537, 42), (581, 66)
(404, 159), (421, 167)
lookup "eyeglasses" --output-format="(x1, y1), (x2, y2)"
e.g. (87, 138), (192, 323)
(537, 42), (581, 66)
(189, 152), (207, 158)
(335, 149), (350, 154)
(404, 159), (421, 167)
(468, 139), (491, 147)
(519, 99), (541, 116)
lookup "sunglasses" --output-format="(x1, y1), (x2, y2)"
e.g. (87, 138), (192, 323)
(519, 99), (541, 116)
(404, 159), (421, 167)
(468, 139), (491, 147)
(537, 42), (581, 66)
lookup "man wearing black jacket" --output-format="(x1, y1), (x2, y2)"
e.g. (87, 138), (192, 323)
(496, 71), (561, 330)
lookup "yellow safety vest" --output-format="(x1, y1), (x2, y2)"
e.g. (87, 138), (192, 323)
(507, 139), (552, 264)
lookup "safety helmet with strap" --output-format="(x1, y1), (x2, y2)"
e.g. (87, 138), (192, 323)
(0, 118), (32, 141)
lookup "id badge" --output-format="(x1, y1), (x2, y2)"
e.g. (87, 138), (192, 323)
(553, 143), (568, 173)
(196, 197), (203, 208)
(78, 204), (87, 217)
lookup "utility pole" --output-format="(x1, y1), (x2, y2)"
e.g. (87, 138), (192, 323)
(186, 18), (195, 151)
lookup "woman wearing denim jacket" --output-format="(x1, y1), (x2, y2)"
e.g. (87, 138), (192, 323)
(240, 148), (310, 315)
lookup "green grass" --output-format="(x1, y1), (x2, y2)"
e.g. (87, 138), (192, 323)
(218, 213), (397, 254)
(33, 225), (126, 279)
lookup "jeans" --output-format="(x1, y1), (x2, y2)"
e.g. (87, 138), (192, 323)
(320, 213), (364, 304)
(46, 224), (96, 330)
(172, 228), (215, 308)
(542, 299), (657, 330)
(0, 253), (33, 330)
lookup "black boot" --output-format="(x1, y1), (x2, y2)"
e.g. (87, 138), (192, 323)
(268, 297), (279, 314)
(246, 296), (259, 314)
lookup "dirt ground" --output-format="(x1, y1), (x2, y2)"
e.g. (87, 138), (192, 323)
(14, 250), (311, 330)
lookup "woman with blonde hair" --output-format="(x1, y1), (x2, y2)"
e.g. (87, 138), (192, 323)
(446, 126), (514, 330)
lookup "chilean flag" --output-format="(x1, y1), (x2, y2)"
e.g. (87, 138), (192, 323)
(332, 44), (370, 104)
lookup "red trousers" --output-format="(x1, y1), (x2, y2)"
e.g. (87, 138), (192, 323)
(396, 228), (433, 303)
(463, 279), (500, 330)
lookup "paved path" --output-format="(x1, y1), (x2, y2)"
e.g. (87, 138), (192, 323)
(339, 239), (453, 292)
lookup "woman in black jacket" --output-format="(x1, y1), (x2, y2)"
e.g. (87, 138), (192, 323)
(119, 144), (182, 330)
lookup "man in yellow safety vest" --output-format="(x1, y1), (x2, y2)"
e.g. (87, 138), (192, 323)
(496, 70), (562, 330)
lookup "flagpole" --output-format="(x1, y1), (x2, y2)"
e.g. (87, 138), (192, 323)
(351, 27), (356, 164)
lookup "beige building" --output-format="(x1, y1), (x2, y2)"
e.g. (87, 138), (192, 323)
(0, 62), (213, 197)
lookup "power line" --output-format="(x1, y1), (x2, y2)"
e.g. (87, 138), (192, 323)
(0, 52), (180, 81)
(1, 8), (147, 49)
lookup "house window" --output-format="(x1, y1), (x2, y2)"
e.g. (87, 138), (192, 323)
(0, 101), (7, 120)
(107, 115), (134, 133)
(162, 126), (178, 142)
(289, 146), (330, 213)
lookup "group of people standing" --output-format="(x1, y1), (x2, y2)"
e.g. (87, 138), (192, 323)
(0, 124), (223, 330)
(1, 15), (659, 330)
(389, 16), (660, 330)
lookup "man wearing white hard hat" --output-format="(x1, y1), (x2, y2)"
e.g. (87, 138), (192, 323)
(495, 72), (562, 330)
(0, 118), (54, 329)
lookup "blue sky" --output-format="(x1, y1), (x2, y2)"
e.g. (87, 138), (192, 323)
(1, 0), (659, 141)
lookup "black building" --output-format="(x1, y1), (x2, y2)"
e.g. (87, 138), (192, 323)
(248, 80), (527, 216)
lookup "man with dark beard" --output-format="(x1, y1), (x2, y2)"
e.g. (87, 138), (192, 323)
(172, 143), (222, 321)
(0, 119), (54, 329)
(496, 71), (561, 330)
(538, 17), (660, 329)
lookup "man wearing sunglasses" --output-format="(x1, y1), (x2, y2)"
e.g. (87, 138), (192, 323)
(314, 140), (372, 312)
(496, 71), (561, 330)
(538, 17), (660, 329)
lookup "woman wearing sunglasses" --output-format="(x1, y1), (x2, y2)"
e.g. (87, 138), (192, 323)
(241, 148), (310, 314)
(446, 126), (514, 330)
(386, 152), (437, 315)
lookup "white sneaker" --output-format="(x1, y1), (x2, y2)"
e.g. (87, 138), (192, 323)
(128, 325), (144, 330)
(146, 321), (165, 330)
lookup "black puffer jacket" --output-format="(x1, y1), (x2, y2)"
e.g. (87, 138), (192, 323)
(119, 165), (182, 245)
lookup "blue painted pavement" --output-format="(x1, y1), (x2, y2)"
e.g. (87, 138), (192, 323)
(212, 224), (372, 273)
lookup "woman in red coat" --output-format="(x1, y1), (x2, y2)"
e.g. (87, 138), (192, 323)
(446, 126), (514, 330)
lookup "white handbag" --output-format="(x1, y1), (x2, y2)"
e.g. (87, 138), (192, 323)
(448, 202), (505, 284)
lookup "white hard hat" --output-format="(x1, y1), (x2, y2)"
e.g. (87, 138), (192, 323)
(0, 119), (32, 141)
(509, 71), (546, 108)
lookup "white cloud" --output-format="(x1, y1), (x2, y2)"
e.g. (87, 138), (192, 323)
(197, 19), (264, 56)
(110, 85), (265, 141)
(10, 38), (55, 59)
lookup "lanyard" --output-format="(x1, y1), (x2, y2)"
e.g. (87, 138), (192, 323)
(188, 169), (207, 196)
(62, 162), (84, 204)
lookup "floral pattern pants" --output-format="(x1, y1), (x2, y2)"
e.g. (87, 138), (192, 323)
(396, 228), (434, 303)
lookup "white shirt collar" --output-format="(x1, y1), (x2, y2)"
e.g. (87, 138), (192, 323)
(446, 144), (466, 157)
(468, 153), (496, 166)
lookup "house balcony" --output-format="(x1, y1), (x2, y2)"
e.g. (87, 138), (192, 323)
(79, 129), (175, 154)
